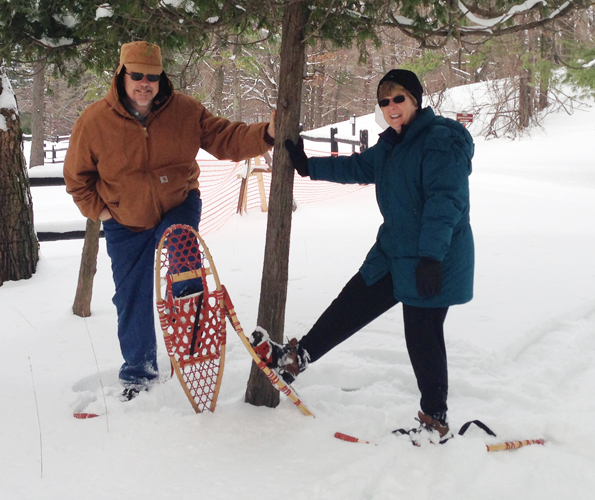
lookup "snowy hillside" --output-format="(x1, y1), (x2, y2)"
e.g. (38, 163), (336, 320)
(2, 84), (595, 500)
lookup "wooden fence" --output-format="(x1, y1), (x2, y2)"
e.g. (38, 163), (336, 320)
(23, 134), (70, 165)
(301, 116), (369, 156)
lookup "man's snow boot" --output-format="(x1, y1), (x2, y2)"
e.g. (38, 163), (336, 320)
(120, 384), (150, 401)
(121, 387), (141, 401)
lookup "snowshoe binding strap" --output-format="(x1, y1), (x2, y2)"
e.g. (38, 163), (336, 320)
(458, 420), (497, 437)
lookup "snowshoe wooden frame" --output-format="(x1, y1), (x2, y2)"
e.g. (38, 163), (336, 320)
(156, 224), (312, 417)
(338, 419), (545, 451)
(220, 287), (313, 417)
(156, 224), (226, 413)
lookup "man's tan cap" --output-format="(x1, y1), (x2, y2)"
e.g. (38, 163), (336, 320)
(117, 41), (163, 75)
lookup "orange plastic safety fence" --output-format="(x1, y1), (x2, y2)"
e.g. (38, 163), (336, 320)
(197, 158), (371, 236)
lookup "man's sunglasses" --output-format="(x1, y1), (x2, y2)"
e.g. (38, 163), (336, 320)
(378, 95), (406, 107)
(127, 71), (160, 82)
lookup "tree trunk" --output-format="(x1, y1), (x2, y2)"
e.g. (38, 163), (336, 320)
(518, 71), (532, 130)
(232, 38), (242, 122)
(72, 218), (101, 317)
(0, 68), (39, 286)
(30, 60), (45, 168)
(315, 64), (325, 128)
(244, 1), (309, 407)
(538, 30), (552, 112)
(213, 55), (225, 116)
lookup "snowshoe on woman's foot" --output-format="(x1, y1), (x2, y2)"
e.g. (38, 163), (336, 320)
(417, 411), (450, 438)
(393, 411), (453, 446)
(249, 329), (309, 384)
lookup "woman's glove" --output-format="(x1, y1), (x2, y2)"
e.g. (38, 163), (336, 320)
(415, 257), (443, 298)
(284, 138), (309, 177)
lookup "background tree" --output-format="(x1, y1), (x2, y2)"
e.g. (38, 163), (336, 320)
(30, 60), (46, 167)
(0, 0), (88, 287)
(0, 69), (38, 286)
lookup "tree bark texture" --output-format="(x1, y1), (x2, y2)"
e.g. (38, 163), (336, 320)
(518, 71), (532, 129)
(245, 1), (310, 408)
(232, 37), (242, 122)
(0, 70), (39, 286)
(30, 60), (45, 168)
(213, 56), (225, 116)
(72, 218), (101, 317)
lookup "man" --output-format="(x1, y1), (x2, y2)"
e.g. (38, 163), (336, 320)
(64, 41), (275, 399)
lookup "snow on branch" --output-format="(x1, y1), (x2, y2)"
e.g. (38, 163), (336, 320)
(53, 13), (79, 28)
(458, 0), (575, 31)
(392, 15), (414, 27)
(548, 1), (574, 19)
(96, 4), (114, 20)
(458, 0), (545, 28)
(28, 36), (74, 48)
(388, 0), (582, 44)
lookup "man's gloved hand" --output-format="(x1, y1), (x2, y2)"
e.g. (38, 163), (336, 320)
(415, 257), (443, 298)
(284, 138), (309, 177)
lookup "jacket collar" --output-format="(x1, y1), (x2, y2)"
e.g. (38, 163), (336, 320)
(379, 107), (435, 146)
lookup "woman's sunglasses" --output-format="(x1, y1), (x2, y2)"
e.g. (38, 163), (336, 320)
(127, 71), (160, 82)
(378, 95), (406, 107)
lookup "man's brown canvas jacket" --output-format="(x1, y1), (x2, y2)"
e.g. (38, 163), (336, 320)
(64, 73), (272, 231)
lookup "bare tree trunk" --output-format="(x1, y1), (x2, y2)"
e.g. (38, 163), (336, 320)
(518, 30), (536, 130)
(30, 60), (45, 168)
(0, 68), (39, 286)
(179, 66), (189, 95)
(72, 218), (101, 317)
(332, 81), (339, 124)
(518, 71), (532, 130)
(538, 31), (552, 112)
(245, 1), (309, 407)
(232, 38), (242, 122)
(315, 64), (325, 128)
(303, 84), (312, 130)
(213, 56), (225, 116)
(363, 56), (373, 117)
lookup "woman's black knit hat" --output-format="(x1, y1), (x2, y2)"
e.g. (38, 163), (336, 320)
(377, 69), (423, 110)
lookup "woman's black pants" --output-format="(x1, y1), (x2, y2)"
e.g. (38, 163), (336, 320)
(299, 272), (449, 419)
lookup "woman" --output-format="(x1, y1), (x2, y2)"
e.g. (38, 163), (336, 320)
(253, 69), (474, 439)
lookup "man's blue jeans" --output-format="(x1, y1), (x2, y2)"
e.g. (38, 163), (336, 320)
(103, 191), (202, 388)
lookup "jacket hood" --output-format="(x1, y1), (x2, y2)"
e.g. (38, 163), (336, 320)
(440, 114), (474, 174)
(436, 112), (475, 172)
(104, 70), (174, 115)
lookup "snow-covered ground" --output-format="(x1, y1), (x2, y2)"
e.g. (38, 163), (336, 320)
(2, 86), (595, 499)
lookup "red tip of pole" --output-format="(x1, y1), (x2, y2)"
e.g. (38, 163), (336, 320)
(334, 432), (369, 444)
(74, 412), (100, 419)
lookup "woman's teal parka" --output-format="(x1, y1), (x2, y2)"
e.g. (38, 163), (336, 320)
(307, 107), (474, 308)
